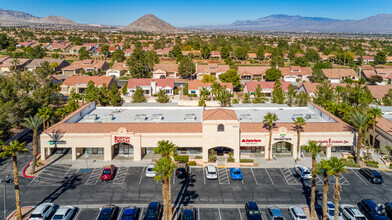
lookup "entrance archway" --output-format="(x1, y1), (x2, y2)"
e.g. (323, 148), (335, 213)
(272, 141), (292, 154)
(209, 146), (233, 156)
(113, 142), (134, 157)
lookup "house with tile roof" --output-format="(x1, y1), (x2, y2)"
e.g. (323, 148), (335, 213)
(25, 59), (70, 72)
(196, 64), (230, 80)
(60, 75), (115, 96)
(362, 69), (392, 85)
(368, 106), (392, 157)
(152, 63), (179, 79)
(154, 48), (172, 57)
(0, 57), (31, 72)
(367, 85), (392, 103)
(106, 62), (129, 78)
(62, 59), (109, 75)
(187, 79), (233, 96)
(237, 66), (271, 80)
(244, 81), (291, 97)
(297, 82), (347, 97)
(210, 51), (221, 59)
(126, 78), (175, 96)
(322, 69), (359, 83)
(279, 66), (313, 82)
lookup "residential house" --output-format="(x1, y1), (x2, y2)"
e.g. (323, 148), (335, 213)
(60, 76), (115, 96)
(243, 81), (291, 97)
(279, 66), (313, 82)
(367, 85), (392, 103)
(210, 51), (221, 59)
(106, 62), (129, 78)
(248, 53), (257, 59)
(124, 49), (133, 57)
(70, 45), (83, 54)
(62, 59), (109, 75)
(0, 57), (31, 72)
(362, 69), (392, 85)
(51, 42), (71, 52)
(155, 48), (172, 57)
(152, 63), (179, 79)
(196, 64), (230, 80)
(126, 78), (175, 96)
(187, 79), (233, 96)
(237, 66), (270, 80)
(182, 50), (201, 57)
(47, 74), (67, 85)
(322, 69), (358, 83)
(297, 82), (346, 97)
(16, 41), (34, 48)
(25, 59), (70, 72)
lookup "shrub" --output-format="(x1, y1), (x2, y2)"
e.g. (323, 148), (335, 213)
(232, 99), (239, 104)
(195, 155), (202, 159)
(227, 152), (235, 163)
(174, 155), (189, 162)
(188, 161), (196, 166)
(390, 164), (392, 169)
(347, 156), (354, 160)
(344, 160), (360, 168)
(240, 159), (254, 163)
(365, 160), (379, 168)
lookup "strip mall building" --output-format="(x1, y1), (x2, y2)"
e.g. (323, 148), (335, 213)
(41, 102), (355, 162)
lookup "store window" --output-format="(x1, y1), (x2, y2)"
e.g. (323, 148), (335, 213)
(85, 148), (104, 154)
(218, 124), (224, 132)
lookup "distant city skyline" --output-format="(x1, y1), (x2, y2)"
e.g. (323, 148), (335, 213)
(3, 0), (392, 26)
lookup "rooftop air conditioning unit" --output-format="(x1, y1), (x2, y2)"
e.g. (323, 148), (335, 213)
(135, 114), (148, 121)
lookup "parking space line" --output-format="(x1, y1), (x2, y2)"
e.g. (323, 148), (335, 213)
(173, 170), (176, 185)
(251, 168), (259, 185)
(74, 208), (82, 220)
(218, 168), (230, 184)
(27, 172), (40, 187)
(238, 208), (243, 220)
(85, 168), (102, 185)
(139, 207), (144, 220)
(113, 166), (129, 184)
(339, 173), (350, 185)
(36, 175), (60, 182)
(280, 168), (300, 185)
(117, 207), (123, 220)
(351, 168), (368, 186)
(316, 174), (324, 185)
(198, 207), (200, 220)
(139, 166), (145, 185)
(265, 168), (274, 185)
(218, 208), (222, 220)
(203, 167), (206, 184)
(382, 171), (392, 178)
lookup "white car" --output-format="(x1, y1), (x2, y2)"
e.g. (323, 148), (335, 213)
(146, 163), (156, 178)
(29, 203), (56, 220)
(327, 202), (344, 220)
(339, 204), (367, 220)
(288, 206), (308, 220)
(51, 206), (76, 220)
(294, 165), (312, 180)
(205, 165), (218, 180)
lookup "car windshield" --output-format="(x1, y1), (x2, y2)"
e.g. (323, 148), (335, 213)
(233, 171), (241, 174)
(250, 210), (260, 215)
(52, 215), (64, 219)
(103, 170), (111, 175)
(328, 210), (335, 216)
(208, 171), (216, 175)
(30, 214), (42, 218)
(146, 209), (157, 217)
(303, 171), (310, 174)
(147, 168), (154, 172)
(121, 214), (134, 219)
(183, 214), (194, 220)
(299, 216), (307, 220)
(274, 217), (284, 220)
(356, 217), (366, 220)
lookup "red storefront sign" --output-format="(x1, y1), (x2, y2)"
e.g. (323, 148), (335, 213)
(318, 139), (349, 144)
(242, 139), (262, 143)
(114, 136), (130, 143)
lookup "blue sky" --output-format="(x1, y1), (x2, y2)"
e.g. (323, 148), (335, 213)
(2, 0), (392, 26)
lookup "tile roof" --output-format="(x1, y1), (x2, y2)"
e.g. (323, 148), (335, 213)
(188, 79), (233, 91)
(0, 57), (30, 67)
(62, 59), (107, 71)
(240, 122), (352, 133)
(26, 59), (67, 68)
(62, 76), (113, 87)
(376, 117), (392, 136)
(322, 69), (357, 79)
(127, 78), (174, 89)
(196, 64), (229, 74)
(280, 66), (313, 76)
(152, 63), (178, 73)
(110, 62), (128, 71)
(203, 108), (238, 121)
(237, 66), (270, 76)
(245, 81), (291, 92)
(297, 82), (347, 95)
(367, 85), (392, 99)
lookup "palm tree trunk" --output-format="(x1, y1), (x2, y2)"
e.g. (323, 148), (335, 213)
(30, 130), (38, 174)
(168, 177), (172, 218)
(356, 130), (362, 164)
(372, 123), (376, 149)
(268, 127), (272, 161)
(334, 174), (341, 220)
(311, 155), (316, 217)
(322, 172), (328, 220)
(12, 155), (22, 220)
(163, 178), (169, 220)
(42, 121), (46, 131)
(297, 129), (301, 160)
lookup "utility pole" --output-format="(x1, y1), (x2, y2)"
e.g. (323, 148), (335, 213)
(1, 175), (11, 219)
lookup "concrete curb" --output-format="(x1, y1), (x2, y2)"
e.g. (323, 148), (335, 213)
(22, 153), (40, 178)
(6, 206), (34, 220)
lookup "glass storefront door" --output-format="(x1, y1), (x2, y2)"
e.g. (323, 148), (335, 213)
(272, 142), (292, 154)
(113, 143), (134, 157)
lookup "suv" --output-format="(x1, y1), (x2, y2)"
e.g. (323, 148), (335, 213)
(245, 201), (262, 220)
(176, 162), (189, 178)
(97, 205), (118, 220)
(359, 168), (383, 184)
(143, 202), (162, 220)
(339, 204), (366, 220)
(266, 206), (285, 220)
(327, 202), (344, 220)
(146, 163), (156, 178)
(181, 206), (196, 220)
(288, 206), (308, 220)
(30, 203), (56, 220)
(358, 199), (387, 220)
(205, 165), (218, 180)
(385, 202), (392, 220)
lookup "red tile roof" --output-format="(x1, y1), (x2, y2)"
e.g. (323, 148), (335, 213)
(196, 64), (229, 74)
(127, 78), (174, 89)
(367, 85), (392, 99)
(237, 66), (270, 76)
(322, 69), (357, 79)
(152, 64), (178, 73)
(62, 76), (113, 87)
(188, 79), (233, 91)
(203, 108), (238, 120)
(280, 66), (312, 76)
(245, 81), (291, 92)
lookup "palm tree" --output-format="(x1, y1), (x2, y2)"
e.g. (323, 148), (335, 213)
(23, 116), (43, 174)
(303, 140), (322, 217)
(0, 140), (29, 220)
(199, 87), (210, 100)
(153, 140), (178, 219)
(335, 86), (345, 104)
(11, 58), (20, 71)
(263, 112), (279, 161)
(317, 159), (332, 220)
(37, 107), (54, 130)
(293, 117), (306, 160)
(216, 87), (232, 107)
(348, 110), (370, 164)
(329, 157), (347, 220)
(368, 107), (383, 149)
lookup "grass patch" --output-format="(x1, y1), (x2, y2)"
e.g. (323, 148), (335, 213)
(344, 160), (360, 168)
(195, 155), (202, 159)
(188, 161), (196, 166)
(174, 155), (189, 162)
(240, 159), (254, 163)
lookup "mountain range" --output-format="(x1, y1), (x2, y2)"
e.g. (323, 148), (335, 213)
(0, 8), (77, 25)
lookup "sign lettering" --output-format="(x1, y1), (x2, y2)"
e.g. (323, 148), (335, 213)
(242, 139), (261, 143)
(114, 136), (130, 143)
(273, 137), (292, 141)
(49, 141), (66, 145)
(317, 139), (349, 144)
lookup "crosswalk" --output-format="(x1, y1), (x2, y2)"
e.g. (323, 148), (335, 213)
(218, 168), (230, 184)
(280, 168), (300, 185)
(113, 166), (129, 184)
(85, 168), (102, 185)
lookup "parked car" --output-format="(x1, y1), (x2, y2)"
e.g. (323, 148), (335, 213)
(327, 202), (344, 220)
(51, 206), (76, 220)
(143, 201), (162, 220)
(120, 206), (139, 220)
(146, 163), (156, 178)
(97, 205), (118, 220)
(245, 201), (263, 220)
(359, 168), (384, 184)
(288, 206), (308, 220)
(339, 204), (366, 220)
(176, 162), (189, 178)
(357, 199), (387, 220)
(205, 165), (218, 180)
(181, 205), (196, 220)
(385, 202), (392, 220)
(294, 165), (312, 180)
(230, 168), (243, 180)
(266, 206), (285, 220)
(101, 165), (116, 181)
(29, 203), (56, 220)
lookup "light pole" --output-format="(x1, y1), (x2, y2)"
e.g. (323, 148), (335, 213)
(1, 175), (12, 219)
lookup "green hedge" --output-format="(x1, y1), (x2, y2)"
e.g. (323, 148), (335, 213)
(240, 159), (254, 163)
(174, 155), (189, 162)
(188, 161), (196, 166)
(195, 156), (202, 159)
(390, 164), (392, 169)
(347, 156), (354, 160)
(345, 160), (360, 168)
(365, 161), (379, 168)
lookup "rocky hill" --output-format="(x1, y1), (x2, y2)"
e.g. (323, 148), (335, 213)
(0, 8), (78, 25)
(123, 14), (178, 33)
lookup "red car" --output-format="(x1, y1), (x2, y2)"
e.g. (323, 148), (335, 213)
(101, 165), (116, 181)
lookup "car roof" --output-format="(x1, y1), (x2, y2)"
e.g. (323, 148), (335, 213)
(371, 170), (381, 176)
(183, 209), (194, 216)
(124, 208), (135, 214)
(231, 168), (241, 172)
(327, 202), (335, 209)
(55, 207), (72, 215)
(248, 201), (259, 210)
(349, 208), (364, 216)
(270, 208), (283, 216)
(33, 203), (52, 213)
(290, 207), (306, 216)
(207, 165), (216, 172)
(148, 202), (159, 209)
(363, 199), (378, 209)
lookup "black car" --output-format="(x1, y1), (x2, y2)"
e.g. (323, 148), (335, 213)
(359, 168), (384, 184)
(357, 199), (387, 220)
(143, 202), (162, 220)
(245, 201), (263, 220)
(176, 163), (189, 178)
(385, 202), (392, 220)
(97, 205), (118, 220)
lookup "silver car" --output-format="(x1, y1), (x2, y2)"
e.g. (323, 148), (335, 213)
(288, 206), (308, 220)
(205, 165), (218, 180)
(294, 165), (312, 180)
(327, 202), (344, 220)
(30, 203), (56, 220)
(146, 163), (156, 178)
(51, 206), (76, 220)
(339, 204), (367, 220)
